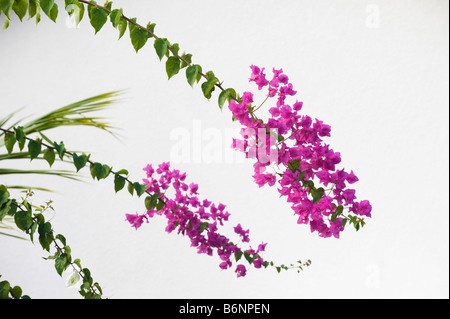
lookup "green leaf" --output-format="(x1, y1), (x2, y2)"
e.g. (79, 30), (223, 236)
(66, 271), (81, 287)
(234, 251), (243, 262)
(56, 234), (66, 246)
(53, 141), (65, 160)
(127, 182), (134, 196)
(186, 64), (201, 87)
(29, 222), (37, 242)
(13, 126), (24, 145)
(90, 162), (110, 180)
(341, 218), (348, 228)
(55, 256), (68, 276)
(117, 18), (127, 39)
(154, 37), (168, 61)
(0, 185), (10, 207)
(72, 153), (87, 172)
(65, 1), (84, 26)
(73, 258), (82, 269)
(38, 222), (53, 252)
(12, 0), (27, 21)
(48, 2), (58, 22)
(330, 212), (337, 223)
(201, 77), (218, 100)
(145, 193), (159, 209)
(244, 252), (255, 264)
(166, 56), (180, 79)
(312, 187), (325, 204)
(3, 15), (10, 30)
(0, 0), (14, 19)
(82, 268), (92, 284)
(94, 282), (102, 295)
(115, 169), (128, 175)
(180, 53), (192, 69)
(7, 199), (17, 217)
(14, 210), (33, 231)
(130, 26), (149, 53)
(155, 199), (165, 211)
(134, 182), (146, 197)
(43, 148), (55, 167)
(197, 222), (208, 233)
(10, 286), (22, 299)
(287, 159), (300, 172)
(40, 0), (57, 22)
(28, 0), (38, 18)
(0, 280), (11, 299)
(0, 199), (12, 221)
(88, 6), (108, 34)
(28, 139), (42, 161)
(218, 88), (236, 110)
(109, 8), (122, 28)
(114, 175), (126, 193)
(146, 21), (156, 34)
(35, 213), (45, 224)
(201, 71), (218, 99)
(39, 0), (53, 15)
(104, 0), (112, 11)
(4, 132), (16, 154)
(144, 196), (153, 210)
(171, 43), (180, 56)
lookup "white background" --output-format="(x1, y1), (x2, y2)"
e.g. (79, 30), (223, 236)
(0, 0), (448, 299)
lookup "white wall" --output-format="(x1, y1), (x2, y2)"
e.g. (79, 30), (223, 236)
(0, 0), (448, 299)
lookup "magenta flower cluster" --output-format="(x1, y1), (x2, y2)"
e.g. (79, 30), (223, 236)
(228, 65), (372, 238)
(126, 162), (268, 277)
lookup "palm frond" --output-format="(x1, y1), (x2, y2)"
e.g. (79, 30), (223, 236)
(0, 152), (72, 164)
(0, 91), (124, 240)
(0, 106), (26, 129)
(4, 185), (55, 192)
(21, 90), (123, 137)
(0, 168), (81, 181)
(0, 90), (124, 144)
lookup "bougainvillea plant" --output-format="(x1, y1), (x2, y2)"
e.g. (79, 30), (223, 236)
(228, 65), (372, 238)
(0, 0), (371, 298)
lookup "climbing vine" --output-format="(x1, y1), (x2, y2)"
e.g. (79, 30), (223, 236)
(0, 0), (371, 299)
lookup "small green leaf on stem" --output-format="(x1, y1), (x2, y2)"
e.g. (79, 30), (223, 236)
(186, 64), (202, 87)
(180, 53), (192, 69)
(114, 175), (126, 193)
(10, 286), (22, 299)
(43, 148), (55, 167)
(166, 56), (180, 79)
(66, 271), (81, 287)
(218, 88), (236, 111)
(88, 5), (108, 34)
(55, 256), (68, 276)
(53, 141), (65, 160)
(28, 0), (38, 19)
(12, 0), (28, 21)
(127, 182), (134, 196)
(72, 153), (87, 172)
(14, 210), (33, 231)
(4, 132), (16, 154)
(130, 22), (149, 52)
(28, 139), (42, 161)
(109, 8), (122, 28)
(1, 0), (14, 19)
(154, 37), (168, 61)
(133, 182), (146, 197)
